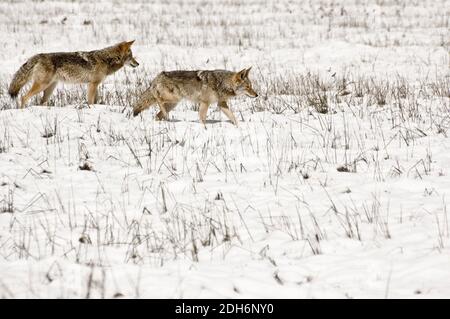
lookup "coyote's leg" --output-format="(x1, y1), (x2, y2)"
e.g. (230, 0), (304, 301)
(95, 89), (101, 104)
(21, 81), (49, 108)
(156, 102), (177, 121)
(155, 102), (170, 121)
(198, 102), (210, 126)
(87, 81), (100, 105)
(41, 82), (57, 105)
(218, 101), (238, 126)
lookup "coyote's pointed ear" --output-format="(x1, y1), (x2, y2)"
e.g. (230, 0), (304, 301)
(244, 67), (252, 78)
(119, 40), (135, 52)
(236, 68), (247, 81)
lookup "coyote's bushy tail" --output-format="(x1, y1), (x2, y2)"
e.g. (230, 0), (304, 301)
(8, 56), (38, 98)
(133, 87), (157, 116)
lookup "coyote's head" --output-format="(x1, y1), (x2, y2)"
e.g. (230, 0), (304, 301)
(117, 40), (139, 68)
(233, 67), (258, 98)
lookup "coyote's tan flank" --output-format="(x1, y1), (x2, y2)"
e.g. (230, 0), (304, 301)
(132, 68), (258, 126)
(9, 41), (139, 108)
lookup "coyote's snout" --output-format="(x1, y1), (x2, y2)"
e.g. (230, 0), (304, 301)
(9, 40), (138, 108)
(132, 67), (258, 126)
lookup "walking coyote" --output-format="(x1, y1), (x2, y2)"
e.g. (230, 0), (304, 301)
(132, 68), (258, 126)
(9, 41), (139, 108)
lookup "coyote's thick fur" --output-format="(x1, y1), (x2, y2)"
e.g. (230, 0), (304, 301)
(132, 68), (258, 126)
(9, 41), (139, 108)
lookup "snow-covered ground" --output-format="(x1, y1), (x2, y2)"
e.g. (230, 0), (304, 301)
(0, 0), (449, 298)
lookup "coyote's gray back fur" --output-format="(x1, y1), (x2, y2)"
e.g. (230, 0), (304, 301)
(155, 70), (237, 101)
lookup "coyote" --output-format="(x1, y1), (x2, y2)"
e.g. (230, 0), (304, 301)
(8, 41), (139, 108)
(132, 68), (258, 126)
